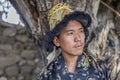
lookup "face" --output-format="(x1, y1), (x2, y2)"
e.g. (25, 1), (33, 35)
(53, 20), (85, 56)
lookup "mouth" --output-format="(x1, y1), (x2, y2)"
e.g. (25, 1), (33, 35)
(74, 44), (83, 48)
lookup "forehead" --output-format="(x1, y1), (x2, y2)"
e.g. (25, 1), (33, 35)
(63, 20), (83, 30)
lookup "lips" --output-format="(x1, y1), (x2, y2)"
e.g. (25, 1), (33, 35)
(74, 43), (83, 48)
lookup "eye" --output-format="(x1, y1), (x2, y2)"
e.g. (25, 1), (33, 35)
(67, 31), (73, 35)
(79, 29), (84, 33)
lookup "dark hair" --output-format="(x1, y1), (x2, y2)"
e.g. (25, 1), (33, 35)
(44, 11), (91, 53)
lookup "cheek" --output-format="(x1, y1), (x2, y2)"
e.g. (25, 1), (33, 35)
(81, 33), (85, 42)
(60, 36), (74, 47)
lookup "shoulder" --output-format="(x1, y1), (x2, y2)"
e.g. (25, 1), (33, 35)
(87, 54), (108, 78)
(85, 53), (108, 72)
(86, 53), (107, 68)
(97, 60), (108, 73)
(39, 66), (48, 80)
(38, 60), (56, 80)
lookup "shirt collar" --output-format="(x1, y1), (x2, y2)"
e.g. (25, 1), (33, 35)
(56, 52), (89, 72)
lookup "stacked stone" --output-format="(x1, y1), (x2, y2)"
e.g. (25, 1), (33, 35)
(0, 25), (41, 80)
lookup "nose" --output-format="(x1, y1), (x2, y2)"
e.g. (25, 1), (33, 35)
(74, 33), (81, 42)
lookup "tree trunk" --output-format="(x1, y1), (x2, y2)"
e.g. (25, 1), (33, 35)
(9, 0), (120, 79)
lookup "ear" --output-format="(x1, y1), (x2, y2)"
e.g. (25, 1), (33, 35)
(53, 36), (60, 47)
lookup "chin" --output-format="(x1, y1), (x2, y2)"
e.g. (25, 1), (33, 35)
(77, 50), (83, 54)
(72, 51), (83, 56)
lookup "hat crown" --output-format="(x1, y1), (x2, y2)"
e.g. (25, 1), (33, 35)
(48, 3), (73, 30)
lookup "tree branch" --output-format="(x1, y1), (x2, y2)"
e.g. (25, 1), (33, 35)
(9, 0), (37, 35)
(101, 0), (120, 17)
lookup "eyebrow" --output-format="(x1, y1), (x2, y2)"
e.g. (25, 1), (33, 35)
(64, 27), (84, 32)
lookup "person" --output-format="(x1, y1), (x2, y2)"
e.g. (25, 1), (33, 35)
(39, 3), (108, 80)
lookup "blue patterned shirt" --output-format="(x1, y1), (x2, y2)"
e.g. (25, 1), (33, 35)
(39, 52), (108, 80)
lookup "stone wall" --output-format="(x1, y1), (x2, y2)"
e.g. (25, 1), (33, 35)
(0, 25), (42, 80)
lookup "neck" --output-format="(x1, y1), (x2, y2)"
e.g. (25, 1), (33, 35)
(62, 53), (79, 73)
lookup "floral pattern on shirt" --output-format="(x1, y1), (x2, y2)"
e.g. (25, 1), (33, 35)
(39, 52), (108, 80)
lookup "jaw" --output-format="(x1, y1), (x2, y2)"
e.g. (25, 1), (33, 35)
(61, 47), (84, 57)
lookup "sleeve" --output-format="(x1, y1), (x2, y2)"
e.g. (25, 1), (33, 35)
(38, 67), (48, 80)
(38, 65), (54, 80)
(39, 73), (45, 80)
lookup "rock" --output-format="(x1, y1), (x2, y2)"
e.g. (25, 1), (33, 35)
(3, 28), (16, 37)
(13, 42), (24, 50)
(0, 77), (7, 80)
(15, 25), (24, 31)
(18, 28), (26, 34)
(0, 44), (12, 51)
(0, 27), (3, 35)
(34, 58), (39, 63)
(16, 35), (28, 43)
(0, 36), (8, 43)
(0, 50), (5, 57)
(31, 75), (37, 80)
(18, 59), (27, 66)
(24, 75), (31, 80)
(0, 55), (21, 68)
(24, 42), (35, 50)
(34, 67), (41, 74)
(0, 69), (4, 76)
(17, 75), (24, 80)
(0, 21), (40, 80)
(4, 50), (20, 56)
(27, 60), (35, 66)
(5, 65), (19, 77)
(7, 77), (16, 80)
(9, 50), (20, 55)
(15, 25), (26, 34)
(1, 37), (16, 44)
(20, 65), (33, 74)
(21, 50), (35, 59)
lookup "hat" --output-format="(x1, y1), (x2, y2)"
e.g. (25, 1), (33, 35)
(44, 3), (91, 53)
(48, 3), (73, 30)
